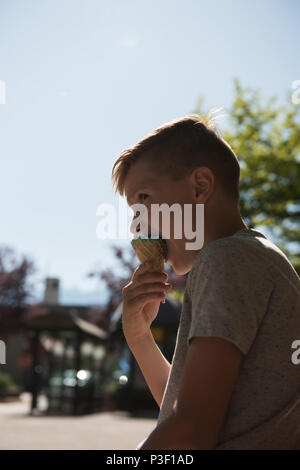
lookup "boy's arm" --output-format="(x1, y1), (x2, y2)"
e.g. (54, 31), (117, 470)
(139, 336), (243, 449)
(127, 331), (171, 408)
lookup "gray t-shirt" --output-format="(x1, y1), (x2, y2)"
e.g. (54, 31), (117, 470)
(155, 228), (300, 449)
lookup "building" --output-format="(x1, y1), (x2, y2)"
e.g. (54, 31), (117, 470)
(23, 306), (109, 415)
(3, 276), (183, 416)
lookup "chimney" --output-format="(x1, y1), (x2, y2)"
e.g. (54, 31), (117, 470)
(43, 278), (59, 305)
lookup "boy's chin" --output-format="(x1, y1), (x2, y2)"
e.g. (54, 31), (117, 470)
(168, 259), (191, 276)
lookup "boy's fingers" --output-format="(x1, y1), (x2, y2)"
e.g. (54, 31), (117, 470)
(127, 292), (166, 309)
(126, 282), (172, 301)
(132, 261), (153, 281)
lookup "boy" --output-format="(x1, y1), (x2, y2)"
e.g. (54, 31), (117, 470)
(111, 116), (300, 449)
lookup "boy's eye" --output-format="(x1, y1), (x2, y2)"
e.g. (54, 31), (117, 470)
(138, 193), (149, 202)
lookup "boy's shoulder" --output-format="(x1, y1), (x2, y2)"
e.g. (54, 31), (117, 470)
(190, 228), (268, 269)
(187, 227), (296, 291)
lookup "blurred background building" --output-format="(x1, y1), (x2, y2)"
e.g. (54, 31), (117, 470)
(1, 275), (183, 416)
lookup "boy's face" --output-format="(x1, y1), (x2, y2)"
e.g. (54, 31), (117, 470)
(124, 156), (203, 275)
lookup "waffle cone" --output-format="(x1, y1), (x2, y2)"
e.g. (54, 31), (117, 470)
(131, 238), (166, 303)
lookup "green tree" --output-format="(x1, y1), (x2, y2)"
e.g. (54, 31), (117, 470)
(192, 79), (300, 275)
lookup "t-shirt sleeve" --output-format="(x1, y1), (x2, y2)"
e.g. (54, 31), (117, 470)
(187, 240), (274, 356)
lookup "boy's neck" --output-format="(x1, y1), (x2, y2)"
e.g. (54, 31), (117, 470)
(203, 215), (248, 249)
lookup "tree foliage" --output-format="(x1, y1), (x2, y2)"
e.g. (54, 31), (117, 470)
(192, 79), (300, 274)
(0, 245), (35, 334)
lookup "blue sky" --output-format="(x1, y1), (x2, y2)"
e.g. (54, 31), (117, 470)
(0, 0), (299, 305)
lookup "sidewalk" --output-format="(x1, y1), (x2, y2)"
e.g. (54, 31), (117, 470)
(0, 394), (157, 450)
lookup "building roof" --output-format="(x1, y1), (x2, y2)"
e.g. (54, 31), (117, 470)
(23, 307), (108, 340)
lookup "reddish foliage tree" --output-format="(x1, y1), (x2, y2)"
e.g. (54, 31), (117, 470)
(0, 245), (35, 337)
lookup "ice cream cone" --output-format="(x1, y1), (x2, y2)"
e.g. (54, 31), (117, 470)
(131, 236), (168, 303)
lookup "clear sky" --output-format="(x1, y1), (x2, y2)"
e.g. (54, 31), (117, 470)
(0, 0), (299, 304)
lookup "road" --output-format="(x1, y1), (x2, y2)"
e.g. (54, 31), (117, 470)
(0, 394), (157, 450)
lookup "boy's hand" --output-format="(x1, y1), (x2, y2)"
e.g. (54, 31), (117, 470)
(122, 261), (172, 344)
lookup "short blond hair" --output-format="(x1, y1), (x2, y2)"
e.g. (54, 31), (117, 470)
(111, 114), (240, 201)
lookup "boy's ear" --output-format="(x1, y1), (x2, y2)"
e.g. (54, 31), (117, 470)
(191, 167), (215, 202)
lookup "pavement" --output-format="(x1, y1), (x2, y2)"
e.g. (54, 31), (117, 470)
(0, 394), (157, 450)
